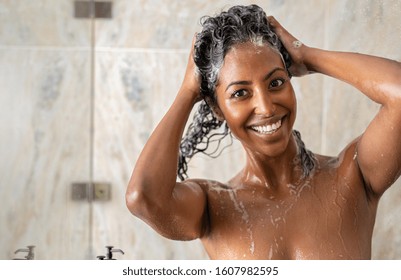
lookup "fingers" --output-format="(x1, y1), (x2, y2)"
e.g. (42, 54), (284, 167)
(188, 33), (197, 58)
(267, 16), (285, 35)
(267, 16), (279, 28)
(267, 16), (297, 44)
(179, 34), (202, 102)
(191, 32), (197, 48)
(267, 16), (310, 76)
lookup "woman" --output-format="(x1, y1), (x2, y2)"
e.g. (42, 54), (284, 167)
(126, 5), (401, 259)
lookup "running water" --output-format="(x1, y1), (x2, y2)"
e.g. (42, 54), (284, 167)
(331, 181), (351, 257)
(228, 189), (255, 255)
(207, 181), (255, 255)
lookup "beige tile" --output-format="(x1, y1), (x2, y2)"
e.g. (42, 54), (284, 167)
(92, 50), (208, 258)
(0, 0), (91, 47)
(372, 179), (401, 259)
(95, 0), (324, 49)
(326, 0), (401, 58)
(0, 49), (92, 259)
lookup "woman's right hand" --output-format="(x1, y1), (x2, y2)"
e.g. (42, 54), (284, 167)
(179, 34), (202, 103)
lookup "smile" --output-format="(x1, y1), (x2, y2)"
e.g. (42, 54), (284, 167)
(251, 119), (282, 134)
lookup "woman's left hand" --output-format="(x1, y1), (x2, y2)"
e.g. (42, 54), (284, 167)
(267, 16), (312, 77)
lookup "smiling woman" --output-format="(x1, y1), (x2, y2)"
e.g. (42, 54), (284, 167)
(178, 6), (314, 181)
(126, 4), (401, 259)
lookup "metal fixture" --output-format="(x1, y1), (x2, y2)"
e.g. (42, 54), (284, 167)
(71, 182), (89, 200)
(14, 246), (35, 260)
(97, 246), (125, 260)
(74, 1), (112, 19)
(93, 182), (112, 201)
(71, 182), (111, 201)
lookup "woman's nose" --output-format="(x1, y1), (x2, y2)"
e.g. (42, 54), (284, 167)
(253, 91), (276, 116)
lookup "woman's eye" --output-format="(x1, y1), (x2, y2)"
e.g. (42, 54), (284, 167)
(269, 79), (284, 89)
(231, 89), (247, 99)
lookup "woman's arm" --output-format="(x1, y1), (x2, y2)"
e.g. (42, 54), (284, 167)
(269, 16), (401, 197)
(125, 37), (208, 240)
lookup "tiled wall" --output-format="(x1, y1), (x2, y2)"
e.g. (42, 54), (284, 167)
(0, 0), (400, 259)
(0, 0), (93, 259)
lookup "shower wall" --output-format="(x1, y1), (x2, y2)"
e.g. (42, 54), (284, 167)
(0, 0), (93, 259)
(0, 0), (400, 259)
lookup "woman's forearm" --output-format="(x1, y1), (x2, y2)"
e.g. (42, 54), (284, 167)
(304, 47), (401, 105)
(127, 90), (198, 208)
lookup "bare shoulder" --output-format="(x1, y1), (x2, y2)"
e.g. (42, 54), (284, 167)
(314, 136), (377, 201)
(315, 137), (360, 171)
(184, 178), (232, 196)
(184, 178), (240, 212)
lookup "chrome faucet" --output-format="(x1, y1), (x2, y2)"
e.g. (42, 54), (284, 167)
(14, 245), (35, 260)
(97, 245), (124, 260)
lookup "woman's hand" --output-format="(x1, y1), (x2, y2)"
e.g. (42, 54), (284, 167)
(179, 34), (202, 103)
(267, 16), (313, 77)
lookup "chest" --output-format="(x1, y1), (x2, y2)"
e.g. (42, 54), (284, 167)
(203, 179), (375, 259)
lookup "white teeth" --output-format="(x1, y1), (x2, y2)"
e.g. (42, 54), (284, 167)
(252, 119), (282, 134)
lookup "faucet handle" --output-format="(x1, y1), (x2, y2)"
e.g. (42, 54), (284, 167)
(14, 245), (35, 260)
(105, 246), (124, 260)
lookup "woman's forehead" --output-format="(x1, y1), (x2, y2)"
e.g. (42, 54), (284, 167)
(218, 42), (284, 80)
(225, 41), (282, 62)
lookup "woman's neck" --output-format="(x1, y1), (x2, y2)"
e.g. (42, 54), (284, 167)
(240, 132), (306, 191)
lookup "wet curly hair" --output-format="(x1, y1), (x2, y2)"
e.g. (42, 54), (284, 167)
(178, 4), (315, 180)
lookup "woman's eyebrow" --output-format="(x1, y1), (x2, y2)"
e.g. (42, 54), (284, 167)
(224, 67), (286, 92)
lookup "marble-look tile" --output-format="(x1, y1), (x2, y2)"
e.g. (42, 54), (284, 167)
(0, 49), (92, 259)
(0, 0), (91, 47)
(96, 0), (265, 49)
(91, 50), (208, 258)
(291, 75), (325, 155)
(325, 0), (401, 58)
(94, 0), (315, 49)
(321, 80), (380, 155)
(372, 178), (401, 259)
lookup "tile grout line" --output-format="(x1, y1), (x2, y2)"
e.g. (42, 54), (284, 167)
(0, 45), (189, 53)
(87, 1), (95, 259)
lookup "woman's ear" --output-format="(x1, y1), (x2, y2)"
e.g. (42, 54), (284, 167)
(205, 96), (225, 121)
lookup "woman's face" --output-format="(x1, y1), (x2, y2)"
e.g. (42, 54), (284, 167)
(215, 41), (297, 157)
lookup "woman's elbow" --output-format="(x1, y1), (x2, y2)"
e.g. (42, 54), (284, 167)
(125, 186), (149, 218)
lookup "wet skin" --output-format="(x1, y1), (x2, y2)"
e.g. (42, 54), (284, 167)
(198, 150), (376, 259)
(126, 19), (401, 259)
(195, 43), (377, 259)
